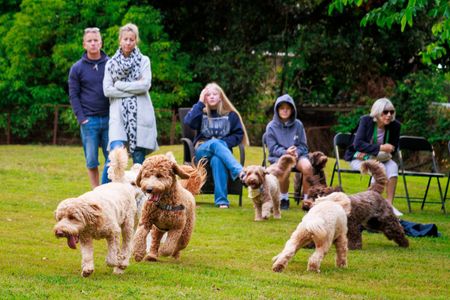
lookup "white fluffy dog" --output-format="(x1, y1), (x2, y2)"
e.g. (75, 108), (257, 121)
(242, 165), (281, 221)
(53, 182), (136, 277)
(272, 192), (351, 273)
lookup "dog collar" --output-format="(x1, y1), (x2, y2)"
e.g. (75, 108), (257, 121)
(155, 203), (185, 211)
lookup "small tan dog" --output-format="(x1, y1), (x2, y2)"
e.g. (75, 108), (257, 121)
(272, 192), (351, 273)
(242, 165), (281, 221)
(132, 154), (206, 262)
(53, 182), (136, 277)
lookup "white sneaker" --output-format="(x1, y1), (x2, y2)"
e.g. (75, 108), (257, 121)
(392, 206), (403, 217)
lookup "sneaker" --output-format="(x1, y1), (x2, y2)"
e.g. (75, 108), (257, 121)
(219, 204), (229, 209)
(392, 206), (403, 217)
(280, 199), (290, 210)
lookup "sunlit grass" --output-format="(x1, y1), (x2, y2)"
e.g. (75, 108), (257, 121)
(0, 145), (448, 299)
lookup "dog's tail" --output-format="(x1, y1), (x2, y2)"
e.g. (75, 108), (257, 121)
(179, 158), (208, 195)
(268, 154), (296, 180)
(360, 159), (387, 194)
(108, 147), (128, 182)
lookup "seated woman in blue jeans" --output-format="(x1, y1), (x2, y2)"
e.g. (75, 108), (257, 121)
(183, 82), (249, 208)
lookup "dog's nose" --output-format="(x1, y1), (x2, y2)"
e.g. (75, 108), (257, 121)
(146, 187), (153, 193)
(55, 230), (64, 237)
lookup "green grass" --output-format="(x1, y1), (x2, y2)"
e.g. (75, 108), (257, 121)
(0, 145), (448, 299)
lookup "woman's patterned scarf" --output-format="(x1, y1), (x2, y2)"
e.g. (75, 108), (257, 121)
(107, 47), (142, 153)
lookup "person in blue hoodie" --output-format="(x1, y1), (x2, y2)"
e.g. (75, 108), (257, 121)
(184, 82), (249, 208)
(265, 94), (313, 209)
(68, 27), (109, 189)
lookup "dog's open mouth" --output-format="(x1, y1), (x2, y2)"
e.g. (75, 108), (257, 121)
(56, 232), (79, 249)
(147, 193), (160, 203)
(67, 234), (79, 249)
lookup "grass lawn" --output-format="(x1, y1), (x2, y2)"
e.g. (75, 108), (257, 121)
(0, 145), (448, 299)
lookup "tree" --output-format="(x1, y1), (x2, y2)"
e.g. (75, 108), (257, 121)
(0, 0), (194, 139)
(329, 0), (450, 66)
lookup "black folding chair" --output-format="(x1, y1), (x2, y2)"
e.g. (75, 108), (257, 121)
(442, 141), (449, 207)
(178, 107), (245, 206)
(397, 136), (446, 213)
(329, 133), (364, 188)
(261, 132), (302, 204)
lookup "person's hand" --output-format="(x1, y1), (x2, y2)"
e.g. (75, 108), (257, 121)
(286, 146), (298, 158)
(199, 88), (208, 103)
(380, 143), (394, 153)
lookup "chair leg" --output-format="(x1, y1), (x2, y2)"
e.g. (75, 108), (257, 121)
(330, 164), (336, 186)
(421, 177), (433, 210)
(436, 177), (445, 214)
(402, 174), (412, 213)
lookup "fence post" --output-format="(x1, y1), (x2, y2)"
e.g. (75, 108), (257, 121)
(53, 105), (59, 145)
(170, 108), (176, 145)
(6, 112), (11, 144)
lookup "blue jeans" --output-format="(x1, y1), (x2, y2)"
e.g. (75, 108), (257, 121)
(80, 116), (109, 169)
(100, 140), (148, 184)
(195, 139), (243, 206)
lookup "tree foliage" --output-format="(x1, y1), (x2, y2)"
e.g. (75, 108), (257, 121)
(0, 0), (194, 138)
(329, 0), (450, 66)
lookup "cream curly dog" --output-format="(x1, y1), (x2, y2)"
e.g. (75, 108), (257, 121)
(272, 192), (351, 273)
(53, 182), (137, 277)
(243, 165), (281, 221)
(132, 154), (206, 262)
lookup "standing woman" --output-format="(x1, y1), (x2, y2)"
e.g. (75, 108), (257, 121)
(184, 83), (249, 208)
(102, 23), (158, 183)
(344, 98), (402, 215)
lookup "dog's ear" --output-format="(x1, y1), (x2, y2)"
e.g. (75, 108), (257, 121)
(173, 163), (190, 179)
(135, 168), (143, 187)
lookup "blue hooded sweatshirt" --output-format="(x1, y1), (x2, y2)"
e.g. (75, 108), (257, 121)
(68, 51), (109, 124)
(265, 94), (308, 164)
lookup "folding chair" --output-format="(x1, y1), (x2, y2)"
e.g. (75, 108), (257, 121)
(330, 133), (365, 188)
(397, 136), (446, 213)
(441, 141), (449, 207)
(261, 133), (302, 204)
(178, 107), (245, 206)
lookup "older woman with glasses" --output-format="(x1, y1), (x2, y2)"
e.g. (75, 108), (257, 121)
(344, 98), (403, 215)
(102, 23), (158, 183)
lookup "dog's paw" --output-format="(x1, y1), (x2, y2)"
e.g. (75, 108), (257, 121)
(113, 267), (125, 274)
(273, 214), (281, 219)
(144, 254), (158, 262)
(134, 253), (145, 262)
(254, 218), (263, 221)
(105, 257), (118, 267)
(307, 263), (320, 273)
(336, 261), (347, 268)
(272, 263), (285, 273)
(81, 268), (94, 277)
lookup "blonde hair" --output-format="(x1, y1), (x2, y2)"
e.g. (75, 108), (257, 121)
(83, 27), (101, 41)
(119, 23), (140, 44)
(370, 97), (396, 121)
(200, 82), (250, 146)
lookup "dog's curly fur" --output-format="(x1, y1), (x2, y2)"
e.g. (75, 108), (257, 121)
(132, 154), (206, 262)
(292, 151), (327, 199)
(266, 154), (297, 180)
(303, 160), (409, 250)
(243, 165), (281, 221)
(272, 192), (352, 273)
(53, 182), (137, 277)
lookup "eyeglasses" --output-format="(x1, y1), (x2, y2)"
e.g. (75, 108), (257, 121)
(84, 27), (100, 33)
(382, 110), (395, 115)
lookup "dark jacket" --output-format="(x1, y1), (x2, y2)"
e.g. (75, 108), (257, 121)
(265, 94), (308, 164)
(68, 51), (109, 124)
(344, 115), (401, 161)
(183, 101), (244, 149)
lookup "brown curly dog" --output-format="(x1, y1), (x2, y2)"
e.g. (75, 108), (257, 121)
(132, 154), (206, 262)
(303, 160), (409, 250)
